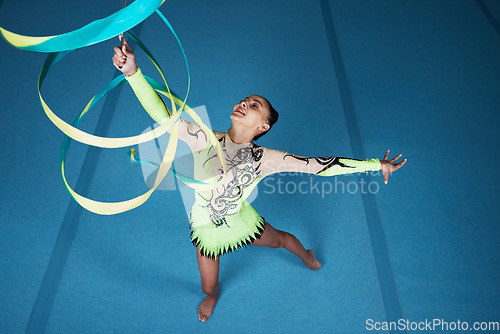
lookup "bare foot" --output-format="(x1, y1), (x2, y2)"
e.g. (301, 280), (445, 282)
(304, 249), (322, 270)
(198, 291), (219, 322)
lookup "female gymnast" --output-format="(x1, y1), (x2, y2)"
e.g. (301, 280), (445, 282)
(112, 39), (406, 322)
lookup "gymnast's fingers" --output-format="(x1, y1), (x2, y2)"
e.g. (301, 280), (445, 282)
(122, 42), (135, 59)
(113, 53), (126, 63)
(389, 154), (402, 163)
(112, 59), (125, 71)
(114, 46), (125, 58)
(383, 149), (390, 161)
(112, 56), (126, 67)
(393, 158), (407, 171)
(113, 62), (122, 71)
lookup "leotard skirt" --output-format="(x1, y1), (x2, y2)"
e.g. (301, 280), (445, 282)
(189, 200), (266, 259)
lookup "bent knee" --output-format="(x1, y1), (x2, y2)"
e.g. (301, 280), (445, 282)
(272, 231), (287, 249)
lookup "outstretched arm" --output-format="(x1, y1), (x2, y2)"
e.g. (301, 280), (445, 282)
(259, 148), (380, 177)
(259, 147), (406, 184)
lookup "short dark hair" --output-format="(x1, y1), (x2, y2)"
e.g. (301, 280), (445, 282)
(253, 98), (279, 141)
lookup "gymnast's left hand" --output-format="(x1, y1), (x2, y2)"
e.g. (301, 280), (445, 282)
(380, 150), (407, 184)
(112, 37), (138, 76)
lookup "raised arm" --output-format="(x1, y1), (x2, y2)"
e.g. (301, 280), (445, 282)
(112, 38), (209, 151)
(125, 67), (172, 121)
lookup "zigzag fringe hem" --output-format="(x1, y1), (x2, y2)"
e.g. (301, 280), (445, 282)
(190, 216), (266, 260)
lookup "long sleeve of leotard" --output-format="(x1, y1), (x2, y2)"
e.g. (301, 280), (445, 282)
(125, 67), (170, 122)
(258, 147), (381, 178)
(125, 68), (208, 151)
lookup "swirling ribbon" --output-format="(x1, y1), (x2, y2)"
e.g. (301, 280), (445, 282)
(1, 0), (227, 215)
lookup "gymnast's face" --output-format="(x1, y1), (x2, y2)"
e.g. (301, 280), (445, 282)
(230, 95), (271, 134)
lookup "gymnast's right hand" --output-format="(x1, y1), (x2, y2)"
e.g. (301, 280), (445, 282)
(112, 37), (138, 76)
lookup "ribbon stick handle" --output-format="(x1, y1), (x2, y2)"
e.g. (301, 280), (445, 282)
(118, 0), (127, 69)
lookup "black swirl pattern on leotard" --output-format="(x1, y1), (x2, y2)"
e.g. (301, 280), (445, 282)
(251, 144), (263, 176)
(283, 154), (356, 175)
(186, 124), (207, 142)
(200, 136), (259, 222)
(251, 144), (263, 162)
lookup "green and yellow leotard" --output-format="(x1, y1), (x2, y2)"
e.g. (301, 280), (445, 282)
(126, 68), (381, 259)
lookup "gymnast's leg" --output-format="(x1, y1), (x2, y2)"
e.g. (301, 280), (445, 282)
(196, 245), (220, 322)
(251, 222), (322, 270)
